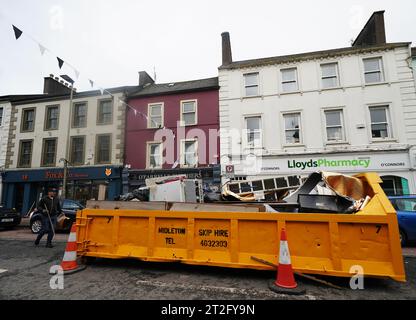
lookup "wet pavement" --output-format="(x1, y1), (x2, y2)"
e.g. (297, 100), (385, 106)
(0, 226), (415, 300)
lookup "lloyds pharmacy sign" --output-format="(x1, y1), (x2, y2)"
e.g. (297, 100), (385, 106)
(257, 153), (410, 174)
(287, 158), (371, 170)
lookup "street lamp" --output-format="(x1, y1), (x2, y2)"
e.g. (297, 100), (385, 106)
(60, 75), (75, 198)
(59, 158), (72, 198)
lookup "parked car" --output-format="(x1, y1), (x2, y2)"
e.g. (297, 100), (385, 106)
(389, 195), (416, 246)
(29, 199), (85, 234)
(0, 205), (21, 229)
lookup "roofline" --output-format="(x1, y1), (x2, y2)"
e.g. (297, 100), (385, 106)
(128, 77), (219, 98)
(9, 85), (138, 105)
(219, 42), (411, 70)
(0, 94), (46, 103)
(128, 85), (220, 99)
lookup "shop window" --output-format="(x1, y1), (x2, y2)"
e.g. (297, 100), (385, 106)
(21, 108), (35, 132)
(18, 140), (33, 168)
(97, 99), (113, 125)
(381, 176), (408, 196)
(45, 105), (60, 130)
(72, 102), (87, 128)
(70, 136), (85, 165)
(41, 138), (57, 167)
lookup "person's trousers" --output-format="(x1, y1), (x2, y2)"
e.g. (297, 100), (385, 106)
(36, 215), (57, 244)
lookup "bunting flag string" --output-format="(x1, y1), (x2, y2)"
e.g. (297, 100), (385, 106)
(57, 57), (64, 69)
(12, 25), (22, 40)
(5, 14), (165, 129)
(38, 43), (47, 56)
(74, 68), (80, 79)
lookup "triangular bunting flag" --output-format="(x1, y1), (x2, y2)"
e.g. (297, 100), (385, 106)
(89, 79), (94, 88)
(38, 44), (47, 56)
(99, 87), (104, 95)
(74, 69), (80, 79)
(172, 158), (180, 169)
(57, 57), (64, 69)
(12, 25), (23, 40)
(134, 109), (137, 116)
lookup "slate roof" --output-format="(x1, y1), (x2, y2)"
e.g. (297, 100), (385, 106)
(219, 42), (411, 70)
(129, 77), (219, 98)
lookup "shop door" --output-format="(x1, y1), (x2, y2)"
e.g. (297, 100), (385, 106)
(14, 184), (25, 213)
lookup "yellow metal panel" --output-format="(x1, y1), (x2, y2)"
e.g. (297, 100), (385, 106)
(76, 173), (406, 282)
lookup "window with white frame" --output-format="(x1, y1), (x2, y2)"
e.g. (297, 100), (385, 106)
(321, 63), (339, 88)
(369, 106), (391, 139)
(181, 100), (197, 126)
(283, 113), (301, 144)
(244, 116), (262, 148)
(181, 140), (198, 167)
(281, 68), (298, 92)
(147, 142), (163, 168)
(148, 103), (163, 128)
(324, 109), (345, 142)
(363, 57), (384, 84)
(244, 73), (259, 96)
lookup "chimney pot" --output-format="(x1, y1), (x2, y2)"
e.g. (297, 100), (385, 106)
(221, 32), (233, 66)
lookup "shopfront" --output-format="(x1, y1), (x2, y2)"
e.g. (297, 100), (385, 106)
(224, 151), (416, 196)
(1, 166), (122, 215)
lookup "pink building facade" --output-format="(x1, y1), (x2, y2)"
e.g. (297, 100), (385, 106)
(125, 75), (221, 189)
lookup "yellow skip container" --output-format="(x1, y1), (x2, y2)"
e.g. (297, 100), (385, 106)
(75, 173), (406, 282)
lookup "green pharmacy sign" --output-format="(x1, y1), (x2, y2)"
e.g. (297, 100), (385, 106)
(287, 158), (371, 170)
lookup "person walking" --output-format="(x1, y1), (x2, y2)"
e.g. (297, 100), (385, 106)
(34, 187), (62, 248)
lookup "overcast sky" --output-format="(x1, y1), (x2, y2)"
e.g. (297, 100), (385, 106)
(0, 0), (415, 95)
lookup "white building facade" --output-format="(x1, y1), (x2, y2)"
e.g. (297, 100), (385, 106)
(219, 14), (416, 195)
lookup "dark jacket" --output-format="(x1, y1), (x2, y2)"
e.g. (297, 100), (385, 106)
(37, 196), (62, 217)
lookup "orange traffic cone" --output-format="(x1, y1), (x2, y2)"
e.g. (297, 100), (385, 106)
(268, 228), (305, 295)
(59, 223), (86, 274)
(275, 228), (297, 288)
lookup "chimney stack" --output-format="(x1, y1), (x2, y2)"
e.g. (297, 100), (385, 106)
(352, 10), (386, 47)
(221, 32), (233, 66)
(138, 71), (155, 86)
(43, 74), (72, 95)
